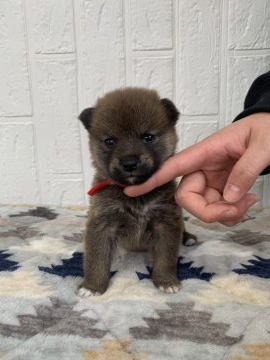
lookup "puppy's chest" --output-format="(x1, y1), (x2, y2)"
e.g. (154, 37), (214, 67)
(137, 202), (166, 218)
(110, 198), (172, 221)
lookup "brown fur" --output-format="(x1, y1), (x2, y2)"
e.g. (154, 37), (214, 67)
(78, 87), (194, 295)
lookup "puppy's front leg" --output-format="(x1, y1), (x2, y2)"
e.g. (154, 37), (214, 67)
(79, 219), (116, 297)
(151, 222), (182, 294)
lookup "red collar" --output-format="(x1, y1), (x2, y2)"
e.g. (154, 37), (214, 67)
(87, 179), (126, 196)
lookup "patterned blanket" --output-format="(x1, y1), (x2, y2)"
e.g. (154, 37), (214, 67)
(0, 205), (269, 360)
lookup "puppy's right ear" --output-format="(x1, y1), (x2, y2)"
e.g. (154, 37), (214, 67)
(78, 107), (94, 130)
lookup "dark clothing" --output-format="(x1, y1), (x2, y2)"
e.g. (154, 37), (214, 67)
(234, 71), (270, 122)
(234, 71), (270, 175)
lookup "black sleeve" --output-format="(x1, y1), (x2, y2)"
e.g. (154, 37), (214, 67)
(233, 71), (270, 175)
(234, 71), (270, 121)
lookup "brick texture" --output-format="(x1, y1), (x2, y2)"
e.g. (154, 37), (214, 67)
(0, 124), (39, 203)
(0, 0), (269, 206)
(0, 0), (31, 116)
(132, 57), (174, 99)
(78, 0), (126, 105)
(35, 59), (81, 174)
(228, 0), (270, 49)
(29, 0), (75, 54)
(130, 0), (173, 50)
(178, 0), (221, 115)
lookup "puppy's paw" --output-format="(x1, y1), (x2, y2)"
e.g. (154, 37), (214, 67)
(78, 280), (103, 297)
(78, 287), (101, 297)
(153, 277), (181, 294)
(158, 284), (181, 294)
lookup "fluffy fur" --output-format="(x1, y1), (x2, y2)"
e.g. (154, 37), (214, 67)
(78, 87), (194, 296)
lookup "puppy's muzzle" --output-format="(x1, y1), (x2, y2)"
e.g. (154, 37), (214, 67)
(120, 156), (141, 172)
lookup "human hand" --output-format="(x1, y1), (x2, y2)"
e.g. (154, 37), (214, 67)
(124, 113), (270, 225)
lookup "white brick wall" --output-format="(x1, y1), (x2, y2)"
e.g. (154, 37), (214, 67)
(0, 0), (270, 207)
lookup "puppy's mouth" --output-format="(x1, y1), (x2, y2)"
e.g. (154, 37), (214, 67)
(123, 175), (149, 185)
(111, 171), (153, 186)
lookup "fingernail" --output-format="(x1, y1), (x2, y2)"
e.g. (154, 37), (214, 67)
(222, 209), (237, 219)
(224, 184), (241, 203)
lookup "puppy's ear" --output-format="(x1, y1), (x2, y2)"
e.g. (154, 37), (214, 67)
(160, 98), (180, 124)
(78, 107), (95, 130)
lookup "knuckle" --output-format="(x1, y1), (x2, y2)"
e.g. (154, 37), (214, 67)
(220, 220), (239, 227)
(199, 213), (216, 224)
(196, 210), (217, 224)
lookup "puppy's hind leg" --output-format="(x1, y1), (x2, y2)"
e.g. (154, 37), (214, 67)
(183, 230), (197, 246)
(79, 221), (116, 297)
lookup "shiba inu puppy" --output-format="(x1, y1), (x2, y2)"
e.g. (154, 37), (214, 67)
(78, 88), (195, 296)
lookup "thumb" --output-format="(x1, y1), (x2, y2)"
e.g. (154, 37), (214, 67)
(223, 145), (269, 203)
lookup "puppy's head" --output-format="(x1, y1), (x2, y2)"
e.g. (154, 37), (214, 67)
(79, 88), (179, 185)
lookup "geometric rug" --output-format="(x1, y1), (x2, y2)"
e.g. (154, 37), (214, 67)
(0, 205), (269, 360)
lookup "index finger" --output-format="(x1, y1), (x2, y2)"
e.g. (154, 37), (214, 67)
(124, 142), (207, 197)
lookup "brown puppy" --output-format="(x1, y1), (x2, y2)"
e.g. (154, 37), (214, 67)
(78, 87), (193, 296)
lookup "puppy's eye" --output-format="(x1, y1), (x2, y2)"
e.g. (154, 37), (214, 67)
(104, 137), (116, 146)
(142, 133), (155, 143)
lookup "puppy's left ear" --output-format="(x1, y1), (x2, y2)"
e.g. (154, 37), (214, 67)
(160, 98), (180, 124)
(78, 107), (95, 130)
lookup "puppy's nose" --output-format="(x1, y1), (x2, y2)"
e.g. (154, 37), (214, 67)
(120, 157), (140, 172)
